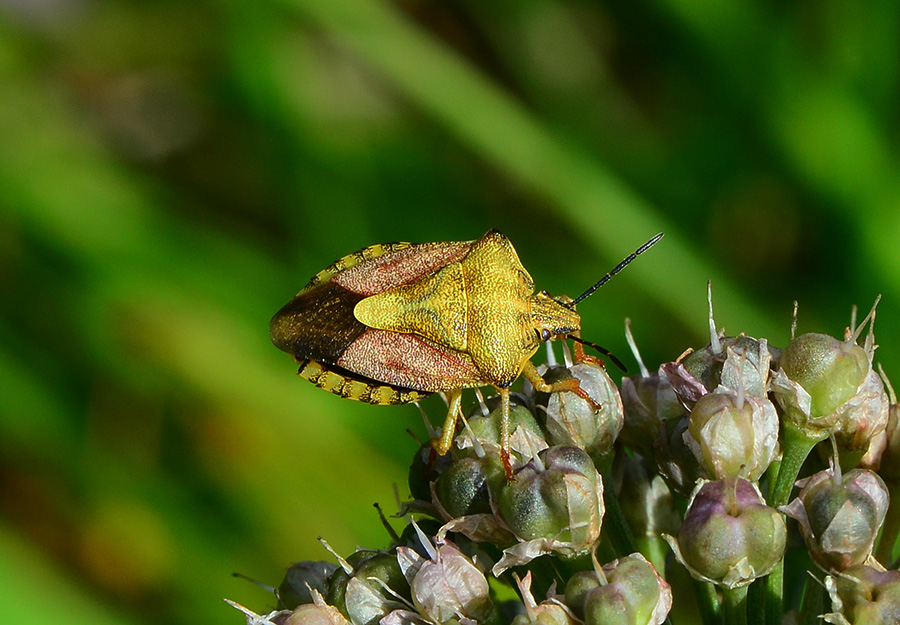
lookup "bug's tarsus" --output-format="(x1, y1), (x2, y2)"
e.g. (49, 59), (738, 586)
(569, 232), (663, 307)
(571, 335), (628, 372)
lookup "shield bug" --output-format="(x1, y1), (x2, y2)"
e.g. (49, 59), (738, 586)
(270, 229), (661, 477)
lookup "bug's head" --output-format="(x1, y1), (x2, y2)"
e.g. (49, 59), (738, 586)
(530, 290), (581, 342)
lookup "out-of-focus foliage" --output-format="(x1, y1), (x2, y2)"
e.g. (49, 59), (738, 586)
(1, 0), (899, 623)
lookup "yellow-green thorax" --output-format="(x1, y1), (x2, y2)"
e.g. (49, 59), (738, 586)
(353, 230), (581, 388)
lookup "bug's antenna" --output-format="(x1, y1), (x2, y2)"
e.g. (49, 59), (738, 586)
(569, 233), (663, 307)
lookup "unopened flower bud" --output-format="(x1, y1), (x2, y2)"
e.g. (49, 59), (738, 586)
(620, 367), (683, 458)
(458, 400), (548, 468)
(493, 446), (604, 573)
(877, 399), (900, 483)
(539, 362), (624, 461)
(434, 454), (505, 519)
(685, 389), (779, 481)
(614, 456), (681, 572)
(513, 571), (578, 625)
(283, 590), (352, 625)
(665, 478), (786, 588)
(681, 336), (775, 400)
(830, 368), (889, 468)
(653, 415), (704, 497)
(781, 467), (888, 572)
(772, 333), (869, 441)
(325, 550), (410, 624)
(824, 564), (900, 625)
(283, 593), (350, 625)
(408, 441), (452, 503)
(278, 561), (339, 610)
(396, 531), (496, 624)
(564, 553), (672, 625)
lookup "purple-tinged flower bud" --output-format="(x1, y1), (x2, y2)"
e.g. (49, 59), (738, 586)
(539, 362), (624, 461)
(685, 389), (780, 481)
(396, 530), (496, 625)
(664, 478), (786, 588)
(278, 561), (339, 610)
(824, 564), (900, 625)
(493, 446), (604, 573)
(563, 553), (672, 625)
(781, 467), (888, 572)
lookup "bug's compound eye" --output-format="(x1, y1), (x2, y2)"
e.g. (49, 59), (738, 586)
(540, 329), (552, 341)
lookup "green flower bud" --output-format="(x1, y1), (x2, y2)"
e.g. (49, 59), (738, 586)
(781, 467), (888, 572)
(614, 456), (681, 573)
(620, 367), (684, 459)
(513, 571), (579, 625)
(877, 399), (900, 484)
(830, 369), (890, 467)
(664, 478), (786, 588)
(430, 454), (516, 545)
(408, 441), (452, 503)
(325, 550), (410, 624)
(278, 561), (339, 610)
(494, 446), (604, 573)
(681, 336), (775, 400)
(653, 415), (704, 497)
(685, 389), (779, 481)
(284, 596), (352, 625)
(457, 399), (548, 469)
(396, 532), (496, 624)
(773, 333), (869, 440)
(581, 554), (672, 625)
(434, 455), (505, 518)
(824, 564), (900, 625)
(539, 362), (624, 461)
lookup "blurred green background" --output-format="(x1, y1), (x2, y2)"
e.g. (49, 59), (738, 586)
(2, 0), (900, 622)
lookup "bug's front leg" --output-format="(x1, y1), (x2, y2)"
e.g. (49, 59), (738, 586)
(520, 360), (602, 411)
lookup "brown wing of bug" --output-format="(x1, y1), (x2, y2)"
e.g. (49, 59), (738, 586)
(270, 239), (484, 406)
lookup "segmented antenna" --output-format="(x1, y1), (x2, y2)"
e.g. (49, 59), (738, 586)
(569, 233), (663, 307)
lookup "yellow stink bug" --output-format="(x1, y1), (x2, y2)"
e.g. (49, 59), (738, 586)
(270, 229), (661, 477)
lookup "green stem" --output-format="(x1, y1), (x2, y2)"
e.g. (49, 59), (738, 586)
(722, 585), (749, 625)
(747, 577), (765, 625)
(797, 573), (824, 625)
(765, 423), (822, 625)
(768, 424), (820, 508)
(875, 482), (900, 565)
(692, 579), (721, 625)
(600, 468), (639, 558)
